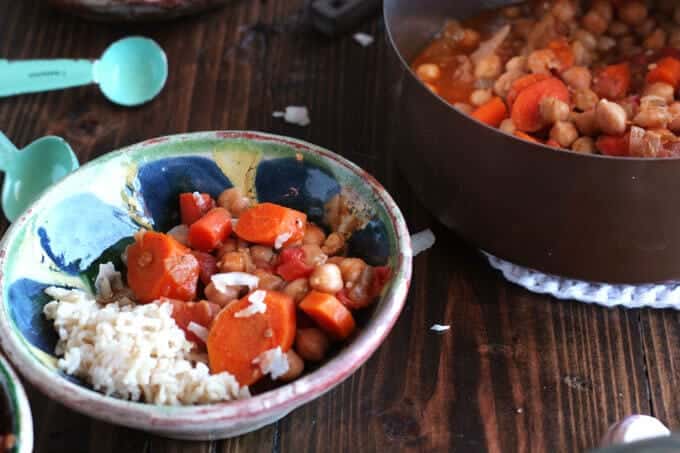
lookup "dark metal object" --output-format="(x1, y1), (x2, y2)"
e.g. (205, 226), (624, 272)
(384, 0), (680, 284)
(47, 0), (230, 22)
(311, 0), (382, 36)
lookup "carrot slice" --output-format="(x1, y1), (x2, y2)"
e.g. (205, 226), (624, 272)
(471, 97), (508, 127)
(179, 192), (215, 226)
(162, 298), (221, 344)
(234, 203), (307, 248)
(191, 251), (218, 285)
(507, 73), (551, 107)
(299, 291), (355, 340)
(514, 131), (540, 143)
(596, 134), (630, 156)
(545, 139), (561, 148)
(548, 38), (575, 71)
(188, 207), (232, 252)
(207, 290), (296, 386)
(646, 57), (680, 89)
(593, 63), (631, 100)
(126, 231), (199, 303)
(511, 77), (570, 132)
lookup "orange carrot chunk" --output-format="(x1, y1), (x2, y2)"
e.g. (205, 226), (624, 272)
(299, 291), (356, 340)
(593, 63), (631, 100)
(207, 290), (296, 386)
(162, 298), (221, 344)
(188, 207), (232, 252)
(646, 57), (680, 89)
(126, 231), (200, 303)
(548, 38), (575, 71)
(471, 97), (508, 127)
(596, 134), (630, 157)
(514, 131), (540, 143)
(511, 77), (570, 132)
(179, 192), (215, 225)
(507, 73), (551, 107)
(234, 203), (307, 248)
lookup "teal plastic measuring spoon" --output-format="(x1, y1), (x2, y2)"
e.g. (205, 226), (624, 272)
(0, 37), (167, 107)
(0, 132), (79, 222)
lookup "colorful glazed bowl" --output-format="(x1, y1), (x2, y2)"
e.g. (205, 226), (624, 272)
(0, 131), (411, 440)
(0, 355), (33, 453)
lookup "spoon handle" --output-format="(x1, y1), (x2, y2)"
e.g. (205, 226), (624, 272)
(0, 59), (93, 98)
(0, 132), (17, 172)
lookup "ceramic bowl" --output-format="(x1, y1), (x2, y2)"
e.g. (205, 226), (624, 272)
(0, 131), (412, 440)
(48, 0), (231, 22)
(0, 355), (33, 453)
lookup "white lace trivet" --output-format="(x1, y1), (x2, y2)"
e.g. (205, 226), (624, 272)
(484, 252), (680, 310)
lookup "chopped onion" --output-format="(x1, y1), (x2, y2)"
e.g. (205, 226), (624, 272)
(411, 229), (436, 257)
(430, 324), (450, 332)
(211, 272), (259, 292)
(471, 24), (510, 64)
(274, 232), (292, 250)
(94, 262), (124, 299)
(167, 224), (189, 246)
(234, 290), (268, 318)
(187, 322), (209, 343)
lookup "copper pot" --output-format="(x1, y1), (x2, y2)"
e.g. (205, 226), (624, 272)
(385, 0), (680, 283)
(48, 0), (231, 21)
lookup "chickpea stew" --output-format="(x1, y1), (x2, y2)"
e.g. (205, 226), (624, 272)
(412, 0), (680, 157)
(128, 188), (391, 389)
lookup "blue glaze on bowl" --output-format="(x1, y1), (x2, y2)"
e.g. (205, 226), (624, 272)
(37, 193), (138, 275)
(8, 279), (60, 355)
(256, 157), (340, 224)
(347, 219), (391, 266)
(137, 156), (233, 232)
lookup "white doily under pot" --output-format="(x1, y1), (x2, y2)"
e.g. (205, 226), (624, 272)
(484, 252), (680, 310)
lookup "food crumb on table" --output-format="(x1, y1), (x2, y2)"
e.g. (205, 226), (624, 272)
(272, 106), (311, 126)
(411, 229), (436, 256)
(430, 323), (450, 332)
(353, 32), (374, 47)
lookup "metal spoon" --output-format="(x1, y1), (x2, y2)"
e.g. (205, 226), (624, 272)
(0, 132), (79, 221)
(0, 36), (167, 106)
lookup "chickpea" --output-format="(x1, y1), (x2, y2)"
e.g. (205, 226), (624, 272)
(303, 223), (326, 246)
(618, 98), (639, 120)
(592, 0), (613, 22)
(528, 49), (559, 74)
(644, 29), (667, 50)
(574, 88), (599, 112)
(454, 103), (474, 114)
(561, 66), (591, 91)
(338, 258), (367, 287)
(217, 188), (251, 217)
(253, 269), (284, 291)
(301, 244), (328, 267)
(552, 0), (576, 22)
(250, 245), (275, 268)
(214, 238), (237, 259)
(636, 18), (655, 38)
(474, 54), (502, 79)
(279, 350), (304, 382)
(309, 263), (343, 294)
(499, 118), (517, 135)
(608, 21), (629, 37)
(321, 232), (345, 256)
(347, 266), (375, 309)
(597, 35), (616, 52)
(572, 136), (596, 153)
(283, 278), (309, 304)
(550, 121), (579, 147)
(204, 282), (239, 307)
(505, 56), (527, 73)
(218, 250), (254, 273)
(416, 63), (441, 82)
(574, 29), (597, 50)
(643, 83), (675, 104)
(493, 71), (524, 98)
(571, 41), (593, 66)
(668, 102), (680, 132)
(618, 1), (648, 26)
(571, 110), (599, 136)
(326, 256), (344, 266)
(295, 328), (330, 362)
(582, 11), (608, 35)
(540, 97), (571, 124)
(634, 105), (670, 129)
(470, 89), (492, 107)
(595, 99), (628, 136)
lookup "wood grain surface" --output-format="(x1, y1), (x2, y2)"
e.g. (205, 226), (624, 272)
(0, 0), (673, 451)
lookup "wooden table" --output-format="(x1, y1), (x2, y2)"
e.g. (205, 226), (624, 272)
(1, 1), (678, 451)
